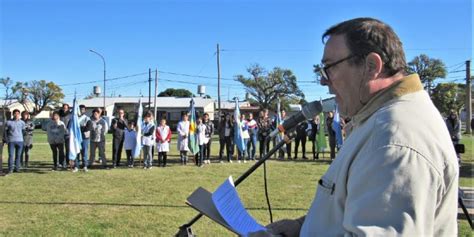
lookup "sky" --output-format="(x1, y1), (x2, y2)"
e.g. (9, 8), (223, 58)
(0, 0), (472, 103)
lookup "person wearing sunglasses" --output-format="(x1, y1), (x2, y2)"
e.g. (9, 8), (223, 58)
(251, 17), (458, 237)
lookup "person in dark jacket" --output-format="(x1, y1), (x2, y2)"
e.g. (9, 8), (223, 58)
(218, 114), (226, 162)
(20, 111), (34, 168)
(218, 113), (234, 162)
(111, 108), (128, 168)
(471, 117), (474, 134)
(326, 111), (336, 160)
(294, 120), (308, 159)
(202, 113), (214, 164)
(257, 109), (272, 159)
(445, 110), (461, 162)
(308, 115), (320, 160)
(59, 103), (71, 167)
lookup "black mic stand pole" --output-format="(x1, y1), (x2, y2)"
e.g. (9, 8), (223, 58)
(176, 130), (297, 237)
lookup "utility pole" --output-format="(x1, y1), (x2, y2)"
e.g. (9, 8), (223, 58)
(89, 49), (106, 115)
(217, 43), (221, 119)
(148, 68), (152, 111)
(154, 69), (158, 121)
(466, 60), (472, 134)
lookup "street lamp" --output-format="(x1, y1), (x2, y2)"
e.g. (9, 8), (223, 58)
(89, 49), (106, 115)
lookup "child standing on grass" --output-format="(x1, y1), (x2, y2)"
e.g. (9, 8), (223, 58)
(142, 112), (155, 170)
(21, 111), (34, 168)
(124, 121), (137, 168)
(195, 117), (207, 167)
(156, 118), (171, 167)
(177, 113), (190, 165)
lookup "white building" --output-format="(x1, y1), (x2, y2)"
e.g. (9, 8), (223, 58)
(0, 99), (52, 119)
(76, 96), (215, 129)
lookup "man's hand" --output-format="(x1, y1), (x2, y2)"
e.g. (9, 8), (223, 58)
(249, 217), (305, 237)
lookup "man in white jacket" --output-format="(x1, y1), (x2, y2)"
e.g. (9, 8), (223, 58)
(253, 17), (459, 236)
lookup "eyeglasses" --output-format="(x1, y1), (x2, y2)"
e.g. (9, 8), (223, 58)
(315, 54), (357, 83)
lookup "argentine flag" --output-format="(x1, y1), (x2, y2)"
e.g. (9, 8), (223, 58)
(233, 98), (246, 153)
(68, 95), (83, 161)
(133, 98), (143, 158)
(188, 98), (200, 155)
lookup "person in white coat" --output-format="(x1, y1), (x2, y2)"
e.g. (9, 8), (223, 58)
(141, 112), (155, 169)
(194, 117), (207, 167)
(124, 121), (137, 168)
(156, 118), (171, 167)
(177, 113), (190, 165)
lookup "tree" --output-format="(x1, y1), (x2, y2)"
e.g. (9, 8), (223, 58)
(236, 64), (304, 110)
(431, 82), (465, 116)
(158, 88), (194, 97)
(0, 77), (17, 120)
(407, 54), (447, 95)
(12, 80), (65, 117)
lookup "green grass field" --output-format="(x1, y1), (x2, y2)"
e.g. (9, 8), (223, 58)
(0, 130), (472, 236)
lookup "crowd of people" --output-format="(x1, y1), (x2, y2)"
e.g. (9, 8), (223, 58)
(2, 102), (349, 174)
(0, 99), (466, 176)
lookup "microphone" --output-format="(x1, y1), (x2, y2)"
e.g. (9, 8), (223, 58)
(269, 100), (323, 138)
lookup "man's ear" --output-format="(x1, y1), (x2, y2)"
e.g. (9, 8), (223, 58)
(365, 53), (383, 79)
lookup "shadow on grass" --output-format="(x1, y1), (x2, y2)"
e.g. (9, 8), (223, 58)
(0, 200), (306, 211)
(269, 158), (333, 165)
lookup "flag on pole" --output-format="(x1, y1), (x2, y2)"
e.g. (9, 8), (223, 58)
(233, 98), (246, 153)
(132, 98), (143, 158)
(316, 99), (327, 152)
(275, 98), (284, 145)
(188, 98), (200, 155)
(68, 94), (83, 161)
(332, 104), (343, 148)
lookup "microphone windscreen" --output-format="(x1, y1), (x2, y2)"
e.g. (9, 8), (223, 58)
(302, 100), (323, 119)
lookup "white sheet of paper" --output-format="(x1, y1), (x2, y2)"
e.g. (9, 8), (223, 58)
(211, 176), (266, 237)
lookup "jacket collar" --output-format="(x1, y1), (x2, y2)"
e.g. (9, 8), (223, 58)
(350, 74), (423, 129)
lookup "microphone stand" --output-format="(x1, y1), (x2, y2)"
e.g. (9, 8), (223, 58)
(176, 130), (297, 237)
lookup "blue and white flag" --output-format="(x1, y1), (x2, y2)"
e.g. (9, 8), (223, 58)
(233, 98), (246, 153)
(332, 104), (343, 148)
(68, 95), (83, 161)
(132, 98), (143, 158)
(275, 98), (284, 145)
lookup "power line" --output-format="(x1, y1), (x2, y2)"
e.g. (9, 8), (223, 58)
(159, 77), (243, 89)
(158, 70), (235, 81)
(448, 69), (466, 74)
(106, 72), (150, 81)
(221, 48), (314, 53)
(446, 61), (466, 69)
(59, 69), (237, 87)
(195, 52), (217, 76)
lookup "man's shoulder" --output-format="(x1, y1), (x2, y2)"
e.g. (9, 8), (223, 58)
(364, 92), (457, 171)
